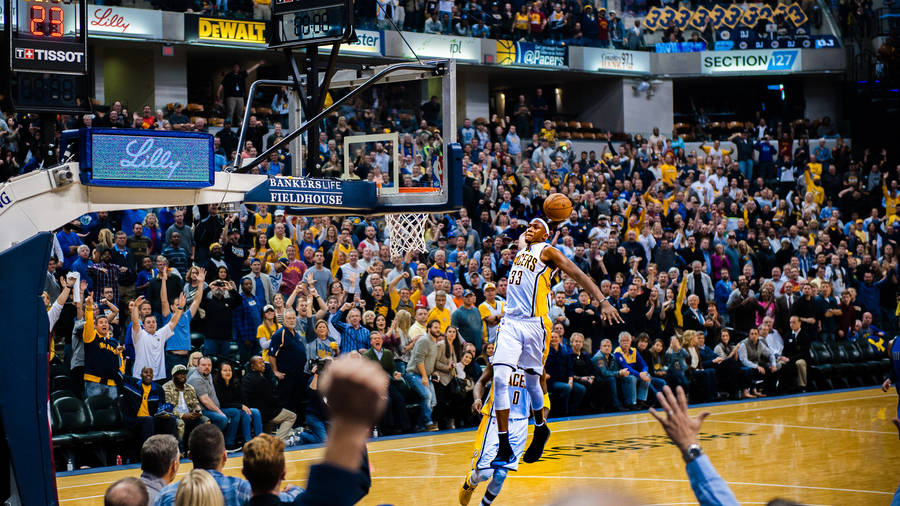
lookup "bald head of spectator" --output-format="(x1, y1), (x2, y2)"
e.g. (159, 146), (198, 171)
(104, 477), (148, 506)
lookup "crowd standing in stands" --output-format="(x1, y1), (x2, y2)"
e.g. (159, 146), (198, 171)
(5, 89), (899, 473)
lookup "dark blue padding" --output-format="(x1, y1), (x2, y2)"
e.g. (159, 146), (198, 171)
(0, 233), (57, 504)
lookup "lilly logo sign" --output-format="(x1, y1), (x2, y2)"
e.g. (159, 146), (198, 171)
(88, 6), (163, 38)
(88, 130), (214, 188)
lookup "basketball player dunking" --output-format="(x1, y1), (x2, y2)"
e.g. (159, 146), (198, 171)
(490, 218), (623, 467)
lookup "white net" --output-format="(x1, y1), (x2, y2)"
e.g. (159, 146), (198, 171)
(386, 213), (429, 258)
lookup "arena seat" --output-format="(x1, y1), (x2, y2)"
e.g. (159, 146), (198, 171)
(858, 339), (890, 374)
(827, 342), (854, 388)
(834, 340), (866, 386)
(52, 396), (108, 466)
(85, 395), (133, 449)
(51, 390), (77, 402)
(52, 374), (75, 393)
(808, 341), (836, 390)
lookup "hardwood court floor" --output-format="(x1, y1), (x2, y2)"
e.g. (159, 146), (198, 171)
(57, 387), (900, 505)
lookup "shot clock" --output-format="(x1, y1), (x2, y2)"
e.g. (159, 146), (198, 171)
(8, 0), (88, 73)
(268, 0), (353, 48)
(5, 0), (90, 111)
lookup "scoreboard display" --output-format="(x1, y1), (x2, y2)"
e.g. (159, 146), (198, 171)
(7, 0), (88, 74)
(268, 0), (353, 48)
(5, 0), (90, 112)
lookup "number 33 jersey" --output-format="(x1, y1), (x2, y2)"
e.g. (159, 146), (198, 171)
(505, 242), (553, 319)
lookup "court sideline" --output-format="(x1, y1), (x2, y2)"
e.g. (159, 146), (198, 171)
(56, 387), (900, 505)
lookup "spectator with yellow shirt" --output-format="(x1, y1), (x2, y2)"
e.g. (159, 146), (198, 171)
(248, 204), (272, 248)
(478, 282), (505, 342)
(268, 222), (294, 260)
(427, 290), (452, 332)
(257, 305), (279, 361)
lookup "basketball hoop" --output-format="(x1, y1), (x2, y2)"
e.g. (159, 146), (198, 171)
(386, 213), (429, 258)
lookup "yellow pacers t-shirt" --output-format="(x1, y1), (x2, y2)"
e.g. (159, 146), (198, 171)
(137, 384), (151, 417)
(268, 235), (294, 260)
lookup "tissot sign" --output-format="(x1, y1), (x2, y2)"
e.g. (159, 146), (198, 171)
(701, 49), (801, 74)
(88, 6), (163, 38)
(13, 41), (86, 73)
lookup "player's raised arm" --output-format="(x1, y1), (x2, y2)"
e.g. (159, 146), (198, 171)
(541, 245), (623, 324)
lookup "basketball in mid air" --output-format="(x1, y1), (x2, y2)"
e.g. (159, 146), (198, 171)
(543, 193), (573, 222)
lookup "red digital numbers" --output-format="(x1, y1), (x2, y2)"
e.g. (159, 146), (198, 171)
(27, 0), (69, 37)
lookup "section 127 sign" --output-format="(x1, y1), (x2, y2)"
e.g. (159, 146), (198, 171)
(496, 40), (568, 68)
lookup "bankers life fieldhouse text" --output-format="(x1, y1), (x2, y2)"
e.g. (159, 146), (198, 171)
(268, 177), (343, 205)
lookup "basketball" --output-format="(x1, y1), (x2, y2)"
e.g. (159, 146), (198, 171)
(543, 193), (572, 222)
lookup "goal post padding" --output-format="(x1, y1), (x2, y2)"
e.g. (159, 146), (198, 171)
(0, 232), (58, 505)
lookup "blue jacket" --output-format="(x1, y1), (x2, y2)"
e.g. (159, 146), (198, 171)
(714, 280), (732, 315)
(614, 346), (649, 375)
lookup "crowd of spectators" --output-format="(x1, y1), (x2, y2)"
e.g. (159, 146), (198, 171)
(5, 79), (899, 472)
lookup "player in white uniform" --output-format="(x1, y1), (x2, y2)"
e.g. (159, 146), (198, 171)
(490, 218), (622, 467)
(459, 363), (530, 506)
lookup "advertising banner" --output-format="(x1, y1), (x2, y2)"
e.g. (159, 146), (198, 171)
(184, 14), (267, 46)
(83, 129), (214, 189)
(496, 40), (567, 67)
(88, 6), (163, 38)
(581, 47), (651, 74)
(341, 29), (383, 55)
(394, 32), (481, 62)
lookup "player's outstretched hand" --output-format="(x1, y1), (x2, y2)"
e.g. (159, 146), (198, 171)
(319, 355), (389, 428)
(648, 385), (709, 457)
(600, 303), (624, 324)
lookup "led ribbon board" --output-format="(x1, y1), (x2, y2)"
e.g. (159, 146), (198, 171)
(67, 129), (215, 189)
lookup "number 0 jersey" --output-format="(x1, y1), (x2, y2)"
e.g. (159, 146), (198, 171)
(481, 367), (531, 420)
(505, 242), (552, 319)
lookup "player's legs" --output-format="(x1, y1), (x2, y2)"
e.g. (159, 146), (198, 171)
(461, 415), (493, 505)
(479, 468), (508, 506)
(490, 319), (523, 443)
(490, 364), (515, 466)
(521, 318), (551, 463)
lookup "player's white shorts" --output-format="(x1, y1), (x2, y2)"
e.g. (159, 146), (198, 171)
(472, 415), (529, 471)
(491, 316), (550, 373)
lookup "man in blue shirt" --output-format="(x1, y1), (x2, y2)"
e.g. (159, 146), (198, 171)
(235, 278), (263, 363)
(56, 221), (83, 270)
(649, 385), (739, 506)
(755, 137), (777, 182)
(614, 331), (665, 408)
(162, 268), (205, 375)
(333, 304), (370, 354)
(269, 310), (308, 417)
(155, 424), (301, 506)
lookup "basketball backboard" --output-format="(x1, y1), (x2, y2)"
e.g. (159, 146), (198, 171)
(244, 59), (461, 217)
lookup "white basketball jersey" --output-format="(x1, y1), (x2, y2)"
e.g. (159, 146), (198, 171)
(505, 242), (552, 319)
(482, 367), (531, 419)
